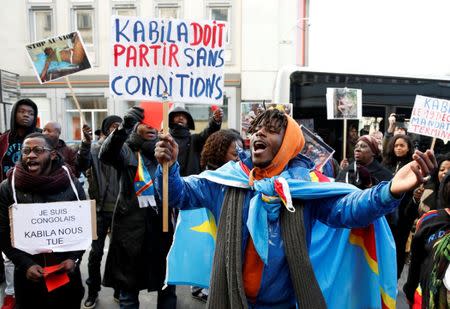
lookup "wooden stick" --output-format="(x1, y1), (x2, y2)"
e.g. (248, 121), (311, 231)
(162, 95), (169, 232)
(430, 137), (436, 151)
(65, 76), (86, 138)
(343, 119), (348, 160)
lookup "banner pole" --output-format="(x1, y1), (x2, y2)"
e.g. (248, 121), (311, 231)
(162, 92), (169, 232)
(343, 119), (348, 160)
(65, 76), (86, 139)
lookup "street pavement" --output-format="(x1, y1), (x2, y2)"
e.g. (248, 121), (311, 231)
(0, 245), (410, 308)
(0, 237), (205, 308)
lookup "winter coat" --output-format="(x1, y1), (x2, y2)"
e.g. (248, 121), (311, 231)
(56, 139), (91, 178)
(99, 128), (173, 292)
(0, 170), (86, 274)
(0, 99), (40, 182)
(155, 155), (400, 308)
(80, 138), (119, 212)
(403, 209), (450, 306)
(169, 107), (221, 176)
(336, 159), (393, 185)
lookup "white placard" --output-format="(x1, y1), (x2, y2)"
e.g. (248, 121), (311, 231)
(10, 200), (94, 255)
(326, 87), (362, 119)
(408, 95), (450, 142)
(110, 16), (227, 104)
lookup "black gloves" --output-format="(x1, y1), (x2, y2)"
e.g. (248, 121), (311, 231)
(122, 106), (144, 132)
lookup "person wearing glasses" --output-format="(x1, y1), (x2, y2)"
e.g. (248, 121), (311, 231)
(0, 98), (40, 309)
(0, 133), (86, 308)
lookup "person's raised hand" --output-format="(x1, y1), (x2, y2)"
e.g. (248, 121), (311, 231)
(122, 106), (144, 131)
(26, 264), (44, 282)
(340, 158), (349, 169)
(155, 132), (178, 167)
(213, 108), (224, 123)
(390, 150), (437, 197)
(388, 113), (396, 125)
(82, 124), (92, 144)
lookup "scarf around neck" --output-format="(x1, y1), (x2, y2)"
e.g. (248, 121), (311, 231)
(170, 124), (190, 138)
(8, 161), (71, 195)
(126, 132), (157, 160)
(196, 160), (359, 264)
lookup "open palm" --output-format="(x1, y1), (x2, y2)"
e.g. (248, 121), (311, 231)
(390, 150), (437, 197)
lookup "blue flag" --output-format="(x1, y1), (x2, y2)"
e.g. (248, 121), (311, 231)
(165, 208), (217, 288)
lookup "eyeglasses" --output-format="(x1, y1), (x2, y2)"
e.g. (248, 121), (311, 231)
(21, 146), (52, 155)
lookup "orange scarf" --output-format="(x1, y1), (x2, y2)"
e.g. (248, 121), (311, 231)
(244, 115), (305, 301)
(249, 116), (305, 184)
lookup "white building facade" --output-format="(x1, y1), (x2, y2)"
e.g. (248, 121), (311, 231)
(0, 0), (245, 140)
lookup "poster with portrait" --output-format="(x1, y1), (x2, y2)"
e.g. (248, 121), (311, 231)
(26, 31), (91, 84)
(300, 125), (335, 170)
(240, 102), (293, 139)
(326, 88), (362, 119)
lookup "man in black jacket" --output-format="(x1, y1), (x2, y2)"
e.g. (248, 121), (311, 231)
(0, 98), (40, 308)
(0, 133), (86, 308)
(169, 106), (223, 176)
(82, 115), (122, 309)
(100, 107), (176, 309)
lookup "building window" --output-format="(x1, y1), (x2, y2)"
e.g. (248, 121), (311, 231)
(71, 6), (97, 64)
(155, 1), (181, 19)
(66, 96), (107, 141)
(207, 2), (232, 62)
(29, 7), (54, 41)
(113, 3), (137, 16)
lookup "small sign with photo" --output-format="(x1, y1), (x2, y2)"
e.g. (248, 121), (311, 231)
(26, 31), (91, 84)
(326, 87), (362, 119)
(300, 125), (335, 170)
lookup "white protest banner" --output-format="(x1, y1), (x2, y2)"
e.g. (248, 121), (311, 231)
(408, 95), (450, 143)
(326, 88), (362, 120)
(10, 200), (95, 255)
(25, 31), (91, 84)
(110, 16), (227, 104)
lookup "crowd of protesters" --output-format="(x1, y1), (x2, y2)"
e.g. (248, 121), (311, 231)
(0, 98), (448, 308)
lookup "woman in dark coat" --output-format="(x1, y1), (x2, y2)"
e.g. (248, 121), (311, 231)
(99, 107), (175, 309)
(382, 134), (416, 278)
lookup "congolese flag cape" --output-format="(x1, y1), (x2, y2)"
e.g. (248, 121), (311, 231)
(165, 161), (397, 308)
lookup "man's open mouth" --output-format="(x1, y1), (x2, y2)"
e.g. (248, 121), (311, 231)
(26, 161), (40, 171)
(253, 141), (267, 154)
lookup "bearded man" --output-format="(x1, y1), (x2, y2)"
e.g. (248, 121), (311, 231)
(0, 133), (85, 308)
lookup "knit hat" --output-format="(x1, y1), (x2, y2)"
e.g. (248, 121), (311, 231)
(101, 115), (122, 136)
(357, 135), (380, 157)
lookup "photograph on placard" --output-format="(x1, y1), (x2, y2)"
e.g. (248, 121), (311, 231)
(326, 87), (362, 119)
(240, 102), (293, 139)
(26, 31), (91, 84)
(300, 125), (335, 170)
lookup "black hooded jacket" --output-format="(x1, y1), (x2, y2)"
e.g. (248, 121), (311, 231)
(99, 128), (174, 291)
(0, 99), (40, 182)
(169, 106), (221, 176)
